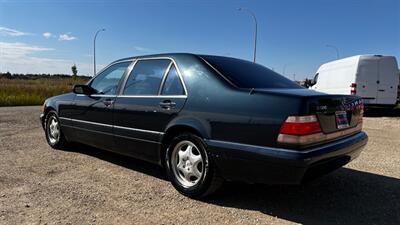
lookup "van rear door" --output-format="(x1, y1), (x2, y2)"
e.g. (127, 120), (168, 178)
(376, 56), (399, 105)
(357, 56), (379, 104)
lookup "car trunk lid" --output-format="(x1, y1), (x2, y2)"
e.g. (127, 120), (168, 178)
(304, 94), (363, 134)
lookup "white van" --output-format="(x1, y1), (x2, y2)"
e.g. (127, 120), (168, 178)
(311, 55), (400, 107)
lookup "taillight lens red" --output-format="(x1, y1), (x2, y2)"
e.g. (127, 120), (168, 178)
(279, 115), (321, 135)
(350, 83), (357, 95)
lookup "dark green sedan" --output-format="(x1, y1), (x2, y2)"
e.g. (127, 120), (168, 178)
(40, 53), (368, 198)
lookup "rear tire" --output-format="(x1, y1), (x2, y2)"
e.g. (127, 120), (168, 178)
(165, 132), (223, 198)
(44, 110), (69, 149)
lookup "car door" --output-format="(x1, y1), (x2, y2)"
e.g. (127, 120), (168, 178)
(376, 57), (398, 105)
(357, 57), (379, 104)
(68, 61), (132, 151)
(112, 58), (187, 163)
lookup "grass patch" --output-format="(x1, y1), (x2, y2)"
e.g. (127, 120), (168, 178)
(0, 78), (88, 106)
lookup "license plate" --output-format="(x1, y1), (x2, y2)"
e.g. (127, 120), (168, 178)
(335, 111), (350, 129)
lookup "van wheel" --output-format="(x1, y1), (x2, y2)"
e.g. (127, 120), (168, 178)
(44, 110), (68, 149)
(165, 133), (223, 198)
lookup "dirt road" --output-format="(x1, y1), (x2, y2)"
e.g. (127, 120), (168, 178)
(0, 106), (399, 225)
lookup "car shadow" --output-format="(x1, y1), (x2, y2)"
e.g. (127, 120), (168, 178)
(65, 143), (167, 181)
(64, 144), (400, 225)
(205, 168), (400, 225)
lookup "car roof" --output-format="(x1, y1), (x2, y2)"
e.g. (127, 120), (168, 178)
(111, 53), (248, 65)
(112, 53), (199, 64)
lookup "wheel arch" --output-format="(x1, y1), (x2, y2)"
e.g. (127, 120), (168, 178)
(42, 105), (57, 127)
(160, 117), (211, 167)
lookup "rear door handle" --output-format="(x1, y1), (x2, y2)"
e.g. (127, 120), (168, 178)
(103, 99), (114, 107)
(159, 100), (176, 109)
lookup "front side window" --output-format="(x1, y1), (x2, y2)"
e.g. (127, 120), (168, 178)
(90, 62), (131, 95)
(161, 64), (185, 95)
(123, 59), (171, 95)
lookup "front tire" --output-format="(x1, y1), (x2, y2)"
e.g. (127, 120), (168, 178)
(165, 133), (223, 198)
(44, 110), (68, 149)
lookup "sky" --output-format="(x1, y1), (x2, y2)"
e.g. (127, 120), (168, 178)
(0, 0), (399, 79)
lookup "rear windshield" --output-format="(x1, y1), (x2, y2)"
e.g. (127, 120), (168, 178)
(201, 55), (301, 89)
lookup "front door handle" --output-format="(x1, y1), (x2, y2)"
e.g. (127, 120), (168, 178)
(103, 99), (114, 107)
(159, 100), (176, 109)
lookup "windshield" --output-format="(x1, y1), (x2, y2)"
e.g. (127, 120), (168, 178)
(201, 55), (301, 89)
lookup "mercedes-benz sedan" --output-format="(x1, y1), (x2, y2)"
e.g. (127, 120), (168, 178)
(40, 53), (368, 197)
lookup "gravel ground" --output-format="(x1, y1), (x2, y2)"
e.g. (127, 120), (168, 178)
(0, 106), (399, 225)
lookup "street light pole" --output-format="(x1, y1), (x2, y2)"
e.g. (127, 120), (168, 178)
(93, 28), (105, 76)
(325, 44), (339, 59)
(238, 8), (258, 63)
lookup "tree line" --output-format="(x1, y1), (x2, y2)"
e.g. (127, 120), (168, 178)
(0, 72), (91, 80)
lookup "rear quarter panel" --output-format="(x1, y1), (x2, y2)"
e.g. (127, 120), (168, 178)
(173, 55), (303, 147)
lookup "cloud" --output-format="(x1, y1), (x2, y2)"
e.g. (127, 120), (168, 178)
(42, 32), (53, 39)
(58, 33), (77, 41)
(0, 42), (54, 58)
(133, 46), (152, 53)
(0, 26), (32, 36)
(0, 42), (102, 75)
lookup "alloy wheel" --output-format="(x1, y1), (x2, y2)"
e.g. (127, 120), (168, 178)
(171, 140), (204, 188)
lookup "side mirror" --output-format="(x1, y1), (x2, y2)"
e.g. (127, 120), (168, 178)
(72, 84), (97, 95)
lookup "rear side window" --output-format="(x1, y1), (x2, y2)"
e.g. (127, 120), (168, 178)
(123, 59), (170, 95)
(161, 65), (185, 95)
(201, 55), (301, 89)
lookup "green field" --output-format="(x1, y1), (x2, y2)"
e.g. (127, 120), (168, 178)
(0, 78), (88, 106)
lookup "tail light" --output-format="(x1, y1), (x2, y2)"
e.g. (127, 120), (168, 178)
(350, 83), (357, 95)
(279, 115), (321, 135)
(277, 115), (323, 145)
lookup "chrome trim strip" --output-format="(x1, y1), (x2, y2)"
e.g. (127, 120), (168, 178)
(207, 139), (305, 154)
(59, 117), (164, 135)
(61, 117), (113, 127)
(90, 94), (117, 98)
(116, 95), (187, 99)
(76, 94), (118, 98)
(76, 94), (187, 98)
(113, 124), (164, 135)
(61, 124), (161, 144)
(61, 124), (113, 136)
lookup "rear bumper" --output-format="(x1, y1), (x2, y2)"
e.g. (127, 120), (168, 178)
(206, 131), (368, 184)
